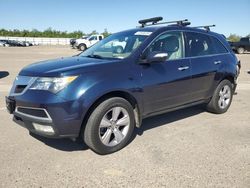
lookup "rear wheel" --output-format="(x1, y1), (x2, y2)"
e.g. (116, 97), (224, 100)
(206, 80), (233, 114)
(83, 97), (135, 154)
(237, 47), (244, 54)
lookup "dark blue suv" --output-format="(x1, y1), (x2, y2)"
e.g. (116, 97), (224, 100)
(6, 18), (240, 154)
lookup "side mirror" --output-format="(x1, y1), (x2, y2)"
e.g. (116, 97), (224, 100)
(146, 51), (168, 63)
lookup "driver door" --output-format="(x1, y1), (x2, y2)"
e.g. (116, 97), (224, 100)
(89, 36), (98, 45)
(140, 31), (193, 115)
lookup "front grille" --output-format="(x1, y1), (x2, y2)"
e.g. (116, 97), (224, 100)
(17, 107), (48, 118)
(14, 85), (27, 93)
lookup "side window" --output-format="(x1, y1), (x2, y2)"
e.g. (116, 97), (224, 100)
(89, 36), (97, 41)
(211, 37), (228, 54)
(99, 36), (103, 40)
(146, 31), (184, 60)
(185, 32), (215, 57)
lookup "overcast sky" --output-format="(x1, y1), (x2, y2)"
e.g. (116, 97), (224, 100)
(0, 0), (249, 37)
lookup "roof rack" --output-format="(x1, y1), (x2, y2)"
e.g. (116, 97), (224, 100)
(138, 17), (191, 28)
(193, 25), (216, 31)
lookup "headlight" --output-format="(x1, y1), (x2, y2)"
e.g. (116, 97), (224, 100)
(29, 76), (78, 93)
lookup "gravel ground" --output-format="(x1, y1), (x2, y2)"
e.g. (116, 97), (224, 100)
(0, 46), (249, 188)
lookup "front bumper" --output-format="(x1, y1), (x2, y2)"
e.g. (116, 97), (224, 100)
(6, 91), (85, 138)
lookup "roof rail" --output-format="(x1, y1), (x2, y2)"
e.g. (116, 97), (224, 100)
(138, 17), (190, 28)
(193, 25), (216, 31)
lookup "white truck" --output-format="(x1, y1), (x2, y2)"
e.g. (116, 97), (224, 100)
(75, 35), (104, 51)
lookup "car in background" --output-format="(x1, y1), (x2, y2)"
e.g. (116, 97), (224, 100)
(6, 17), (240, 154)
(0, 40), (10, 47)
(230, 37), (250, 54)
(0, 40), (33, 47)
(75, 35), (104, 51)
(70, 36), (88, 49)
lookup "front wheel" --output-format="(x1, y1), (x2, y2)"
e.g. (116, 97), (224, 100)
(83, 97), (135, 154)
(79, 44), (87, 51)
(206, 80), (233, 114)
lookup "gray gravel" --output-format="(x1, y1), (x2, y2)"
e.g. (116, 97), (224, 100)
(0, 46), (249, 187)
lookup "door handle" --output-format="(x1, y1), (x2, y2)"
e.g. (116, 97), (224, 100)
(214, 60), (222, 65)
(178, 66), (189, 71)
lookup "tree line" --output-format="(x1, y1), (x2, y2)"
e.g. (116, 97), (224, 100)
(0, 28), (111, 38)
(0, 28), (249, 41)
(227, 33), (250, 42)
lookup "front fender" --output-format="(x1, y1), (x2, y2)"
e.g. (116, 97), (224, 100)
(58, 69), (143, 122)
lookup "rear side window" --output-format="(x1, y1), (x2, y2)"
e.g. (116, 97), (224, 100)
(211, 37), (228, 54)
(185, 32), (215, 57)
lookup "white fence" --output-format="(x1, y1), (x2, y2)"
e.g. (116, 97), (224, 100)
(0, 36), (71, 45)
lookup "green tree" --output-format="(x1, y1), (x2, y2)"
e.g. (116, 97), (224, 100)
(227, 34), (241, 42)
(90, 30), (98, 35)
(101, 28), (112, 38)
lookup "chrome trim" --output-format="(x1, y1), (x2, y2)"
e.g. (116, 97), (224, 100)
(15, 106), (52, 123)
(214, 60), (222, 65)
(9, 76), (37, 96)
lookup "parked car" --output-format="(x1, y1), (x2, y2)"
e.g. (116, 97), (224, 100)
(75, 34), (104, 51)
(0, 41), (7, 46)
(0, 40), (10, 47)
(230, 37), (250, 54)
(0, 39), (33, 47)
(6, 17), (240, 154)
(70, 36), (88, 49)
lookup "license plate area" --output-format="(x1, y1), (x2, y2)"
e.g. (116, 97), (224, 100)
(5, 96), (16, 114)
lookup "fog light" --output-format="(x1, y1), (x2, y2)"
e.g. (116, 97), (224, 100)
(33, 123), (55, 134)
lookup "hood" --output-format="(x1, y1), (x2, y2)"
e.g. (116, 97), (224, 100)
(19, 56), (114, 77)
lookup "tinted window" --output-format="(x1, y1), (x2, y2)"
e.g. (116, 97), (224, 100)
(211, 37), (228, 54)
(186, 32), (215, 57)
(146, 31), (184, 60)
(241, 38), (249, 43)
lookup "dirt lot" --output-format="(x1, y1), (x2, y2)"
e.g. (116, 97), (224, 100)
(0, 46), (249, 187)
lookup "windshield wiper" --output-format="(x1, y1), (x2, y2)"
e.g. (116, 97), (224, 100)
(86, 54), (103, 59)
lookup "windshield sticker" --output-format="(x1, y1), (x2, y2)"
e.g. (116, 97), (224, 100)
(134, 31), (152, 36)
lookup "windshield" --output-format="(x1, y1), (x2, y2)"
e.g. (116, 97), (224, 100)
(79, 30), (151, 59)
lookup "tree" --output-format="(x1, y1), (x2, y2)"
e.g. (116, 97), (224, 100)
(227, 34), (241, 42)
(0, 28), (108, 38)
(90, 30), (98, 35)
(102, 28), (111, 38)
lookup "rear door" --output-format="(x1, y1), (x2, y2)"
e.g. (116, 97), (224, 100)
(185, 32), (227, 100)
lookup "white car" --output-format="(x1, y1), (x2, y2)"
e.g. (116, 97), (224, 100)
(75, 35), (104, 51)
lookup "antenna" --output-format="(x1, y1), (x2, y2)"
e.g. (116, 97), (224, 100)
(193, 25), (216, 31)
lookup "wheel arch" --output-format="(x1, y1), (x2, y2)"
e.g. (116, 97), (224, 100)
(79, 90), (142, 137)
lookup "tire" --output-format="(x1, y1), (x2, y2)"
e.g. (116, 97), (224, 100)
(206, 80), (233, 114)
(79, 44), (87, 51)
(237, 47), (244, 54)
(83, 97), (135, 154)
